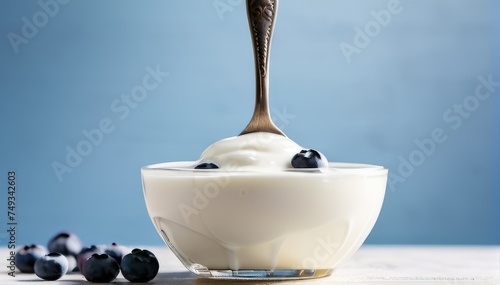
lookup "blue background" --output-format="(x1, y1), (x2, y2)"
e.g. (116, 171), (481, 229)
(1, 0), (498, 247)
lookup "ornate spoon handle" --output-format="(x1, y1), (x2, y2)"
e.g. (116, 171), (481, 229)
(240, 0), (285, 136)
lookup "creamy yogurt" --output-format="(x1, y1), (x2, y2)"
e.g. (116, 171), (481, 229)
(195, 132), (311, 170)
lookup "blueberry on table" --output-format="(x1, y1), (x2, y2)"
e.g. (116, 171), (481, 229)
(15, 244), (49, 273)
(121, 248), (159, 282)
(104, 242), (128, 265)
(65, 254), (78, 272)
(195, 162), (220, 169)
(291, 149), (328, 168)
(77, 245), (104, 272)
(34, 252), (68, 281)
(82, 253), (120, 283)
(47, 231), (83, 257)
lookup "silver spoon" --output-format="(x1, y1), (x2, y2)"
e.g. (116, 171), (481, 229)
(240, 0), (285, 137)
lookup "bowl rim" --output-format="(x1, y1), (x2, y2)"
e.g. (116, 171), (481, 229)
(141, 161), (388, 177)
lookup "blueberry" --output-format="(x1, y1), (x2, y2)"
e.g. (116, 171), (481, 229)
(34, 252), (68, 281)
(291, 149), (328, 168)
(195, 162), (219, 169)
(77, 245), (103, 272)
(65, 254), (78, 273)
(121, 249), (159, 282)
(82, 253), (120, 283)
(15, 244), (49, 273)
(104, 242), (128, 265)
(47, 231), (83, 257)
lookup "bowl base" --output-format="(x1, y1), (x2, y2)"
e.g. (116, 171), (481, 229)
(195, 268), (333, 280)
(160, 230), (333, 280)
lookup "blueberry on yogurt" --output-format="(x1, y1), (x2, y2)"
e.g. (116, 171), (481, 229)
(291, 149), (328, 168)
(195, 162), (220, 169)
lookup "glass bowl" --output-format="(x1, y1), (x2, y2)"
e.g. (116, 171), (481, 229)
(141, 162), (387, 280)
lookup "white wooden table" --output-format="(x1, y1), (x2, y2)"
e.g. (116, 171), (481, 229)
(1, 245), (499, 284)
